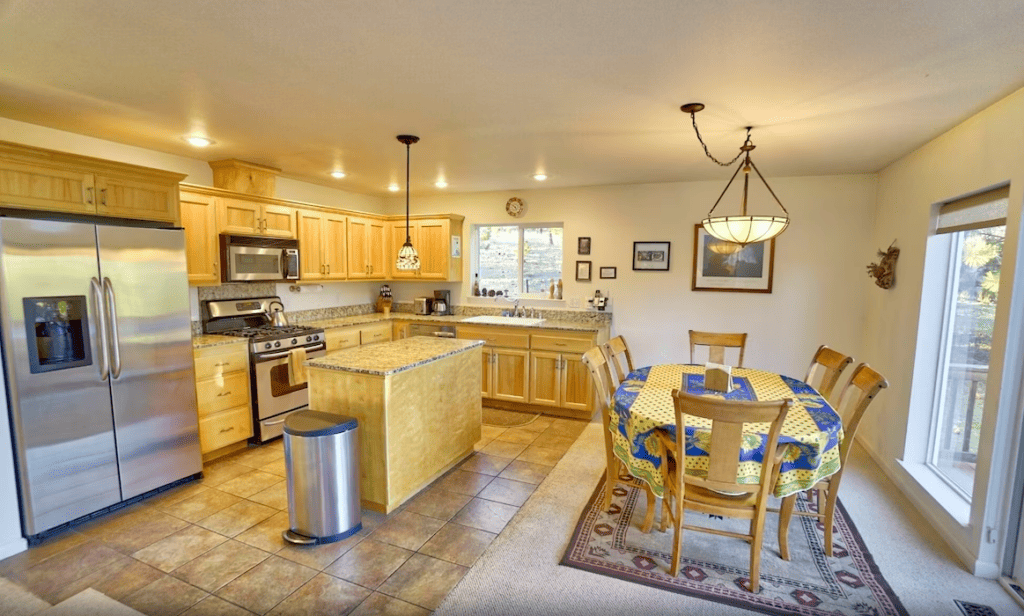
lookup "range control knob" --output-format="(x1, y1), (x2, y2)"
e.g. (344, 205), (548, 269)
(274, 341), (281, 348)
(291, 338), (297, 345)
(264, 343), (272, 349)
(314, 334), (320, 341)
(306, 336), (312, 342)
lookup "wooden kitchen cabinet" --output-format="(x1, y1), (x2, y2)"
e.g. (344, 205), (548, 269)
(458, 325), (530, 403)
(219, 197), (296, 239)
(298, 209), (348, 281)
(180, 190), (221, 285)
(387, 216), (464, 281)
(529, 350), (590, 411)
(193, 343), (253, 455)
(359, 321), (392, 345)
(324, 320), (393, 352)
(348, 216), (386, 279)
(0, 141), (184, 223)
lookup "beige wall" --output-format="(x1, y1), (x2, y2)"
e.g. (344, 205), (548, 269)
(388, 174), (878, 378)
(863, 86), (1024, 574)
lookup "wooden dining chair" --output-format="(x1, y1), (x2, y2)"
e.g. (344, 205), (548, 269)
(777, 363), (888, 559)
(602, 335), (635, 386)
(804, 345), (854, 402)
(581, 346), (656, 533)
(689, 330), (748, 367)
(655, 390), (791, 592)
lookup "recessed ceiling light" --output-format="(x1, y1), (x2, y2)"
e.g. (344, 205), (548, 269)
(435, 180), (448, 188)
(184, 135), (213, 148)
(533, 173), (548, 181)
(388, 184), (400, 192)
(331, 170), (346, 179)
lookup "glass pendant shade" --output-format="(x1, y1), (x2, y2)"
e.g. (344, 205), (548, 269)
(396, 240), (420, 270)
(702, 215), (789, 246)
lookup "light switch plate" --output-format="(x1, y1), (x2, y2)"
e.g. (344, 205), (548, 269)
(569, 298), (580, 308)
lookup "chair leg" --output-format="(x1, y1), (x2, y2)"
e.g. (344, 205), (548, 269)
(778, 494), (795, 561)
(823, 484), (839, 557)
(749, 513), (766, 593)
(659, 496), (669, 533)
(669, 494), (684, 577)
(603, 450), (619, 511)
(640, 485), (656, 533)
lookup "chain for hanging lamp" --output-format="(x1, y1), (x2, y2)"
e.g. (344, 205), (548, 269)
(682, 103), (789, 246)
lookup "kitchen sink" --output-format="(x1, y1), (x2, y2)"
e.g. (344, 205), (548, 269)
(460, 315), (546, 326)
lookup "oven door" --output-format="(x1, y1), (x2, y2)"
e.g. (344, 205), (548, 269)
(253, 344), (326, 422)
(227, 245), (286, 282)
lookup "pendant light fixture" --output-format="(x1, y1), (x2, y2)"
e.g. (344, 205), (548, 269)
(682, 103), (789, 246)
(395, 134), (421, 270)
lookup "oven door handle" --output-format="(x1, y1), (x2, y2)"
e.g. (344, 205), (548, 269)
(262, 417), (288, 426)
(255, 343), (326, 361)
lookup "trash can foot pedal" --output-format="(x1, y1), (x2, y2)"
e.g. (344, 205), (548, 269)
(282, 523), (362, 546)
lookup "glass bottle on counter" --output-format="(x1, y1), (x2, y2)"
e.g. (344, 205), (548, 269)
(473, 274), (480, 296)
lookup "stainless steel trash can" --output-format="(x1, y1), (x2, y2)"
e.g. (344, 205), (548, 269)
(282, 410), (361, 545)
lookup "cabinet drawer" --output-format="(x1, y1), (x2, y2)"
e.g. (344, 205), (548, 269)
(196, 371), (250, 417)
(325, 327), (360, 352)
(198, 406), (253, 453)
(194, 346), (248, 380)
(360, 322), (392, 345)
(457, 326), (530, 349)
(530, 334), (594, 354)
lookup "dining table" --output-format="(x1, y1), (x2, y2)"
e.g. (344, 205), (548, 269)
(611, 364), (843, 499)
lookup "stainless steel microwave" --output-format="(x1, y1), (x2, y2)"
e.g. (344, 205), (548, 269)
(220, 235), (300, 282)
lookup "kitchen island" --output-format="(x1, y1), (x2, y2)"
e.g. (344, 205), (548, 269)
(306, 336), (484, 513)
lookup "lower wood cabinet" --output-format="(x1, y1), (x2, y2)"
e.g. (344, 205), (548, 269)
(324, 320), (394, 353)
(459, 325), (599, 416)
(193, 343), (253, 454)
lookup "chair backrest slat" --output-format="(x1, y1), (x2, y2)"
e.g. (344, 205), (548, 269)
(671, 389), (790, 495)
(804, 345), (854, 401)
(689, 330), (748, 367)
(582, 346), (615, 413)
(602, 336), (634, 385)
(833, 363), (888, 466)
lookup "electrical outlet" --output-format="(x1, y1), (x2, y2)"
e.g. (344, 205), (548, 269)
(569, 297), (580, 308)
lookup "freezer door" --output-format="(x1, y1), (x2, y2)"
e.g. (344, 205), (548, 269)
(0, 218), (120, 536)
(97, 225), (201, 499)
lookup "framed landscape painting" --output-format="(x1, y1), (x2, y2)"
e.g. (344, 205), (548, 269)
(691, 224), (775, 293)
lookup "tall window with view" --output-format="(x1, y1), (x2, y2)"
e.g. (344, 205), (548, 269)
(928, 188), (1008, 498)
(475, 224), (562, 298)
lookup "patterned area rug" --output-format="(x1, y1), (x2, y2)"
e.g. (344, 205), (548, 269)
(482, 407), (540, 427)
(561, 473), (909, 616)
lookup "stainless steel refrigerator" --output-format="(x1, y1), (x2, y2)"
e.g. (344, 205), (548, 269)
(0, 216), (202, 539)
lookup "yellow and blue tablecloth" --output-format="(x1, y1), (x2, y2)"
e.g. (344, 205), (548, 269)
(611, 365), (843, 498)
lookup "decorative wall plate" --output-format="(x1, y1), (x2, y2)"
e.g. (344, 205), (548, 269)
(505, 197), (524, 217)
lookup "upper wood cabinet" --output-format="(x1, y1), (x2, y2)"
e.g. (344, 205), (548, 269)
(219, 197), (296, 239)
(297, 209), (348, 281)
(179, 190), (221, 285)
(387, 216), (463, 281)
(348, 215), (386, 280)
(0, 141), (184, 223)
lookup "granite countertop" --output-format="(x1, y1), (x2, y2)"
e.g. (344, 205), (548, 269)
(306, 336), (485, 376)
(192, 335), (248, 350)
(300, 313), (606, 333)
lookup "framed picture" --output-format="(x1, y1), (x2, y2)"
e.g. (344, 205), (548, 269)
(576, 260), (592, 282)
(599, 266), (617, 279)
(578, 237), (591, 255)
(691, 224), (775, 293)
(632, 241), (671, 271)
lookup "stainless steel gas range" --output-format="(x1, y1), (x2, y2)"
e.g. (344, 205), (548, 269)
(201, 297), (325, 443)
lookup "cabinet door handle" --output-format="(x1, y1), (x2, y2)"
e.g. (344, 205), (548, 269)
(327, 264), (330, 275)
(219, 426), (234, 434)
(216, 390), (232, 397)
(214, 362), (231, 367)
(100, 188), (107, 206)
(85, 186), (94, 204)
(555, 342), (567, 347)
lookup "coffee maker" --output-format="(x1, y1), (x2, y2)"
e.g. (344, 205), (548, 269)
(433, 290), (452, 316)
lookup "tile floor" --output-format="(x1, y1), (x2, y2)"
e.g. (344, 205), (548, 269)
(0, 414), (588, 615)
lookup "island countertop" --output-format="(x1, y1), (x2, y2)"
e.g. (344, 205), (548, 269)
(307, 336), (485, 376)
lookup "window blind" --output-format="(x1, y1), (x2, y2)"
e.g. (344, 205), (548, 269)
(936, 186), (1009, 234)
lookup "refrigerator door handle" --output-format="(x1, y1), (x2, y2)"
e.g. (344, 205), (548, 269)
(90, 277), (110, 380)
(103, 277), (123, 379)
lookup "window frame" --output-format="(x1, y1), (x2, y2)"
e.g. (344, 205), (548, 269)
(472, 222), (563, 299)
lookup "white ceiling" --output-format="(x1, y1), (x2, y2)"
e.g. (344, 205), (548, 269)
(1, 0), (1022, 196)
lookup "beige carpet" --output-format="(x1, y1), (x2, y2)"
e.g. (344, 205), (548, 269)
(481, 407), (540, 428)
(435, 413), (1023, 615)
